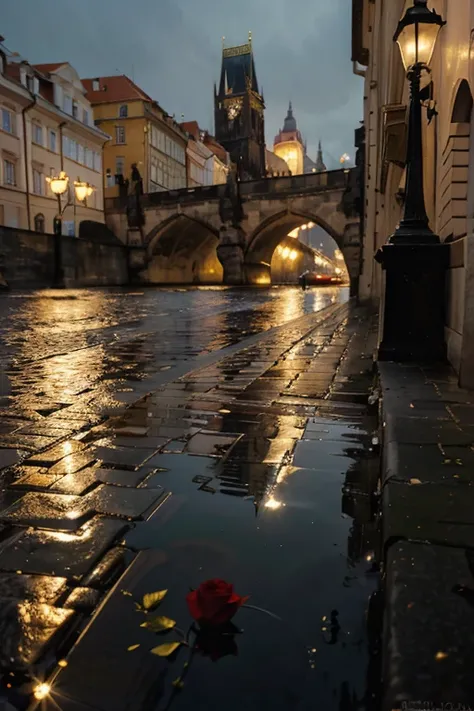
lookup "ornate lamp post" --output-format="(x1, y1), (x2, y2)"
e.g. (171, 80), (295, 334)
(376, 0), (447, 361)
(391, 0), (445, 243)
(46, 171), (95, 285)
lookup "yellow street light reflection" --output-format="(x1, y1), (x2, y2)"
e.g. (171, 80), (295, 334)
(34, 683), (51, 700)
(265, 497), (282, 510)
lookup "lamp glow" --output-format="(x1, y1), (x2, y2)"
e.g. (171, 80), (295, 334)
(74, 181), (94, 203)
(33, 683), (51, 700)
(47, 171), (69, 195)
(394, 0), (445, 71)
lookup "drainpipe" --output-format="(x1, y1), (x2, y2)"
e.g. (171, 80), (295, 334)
(22, 95), (37, 231)
(58, 121), (67, 171)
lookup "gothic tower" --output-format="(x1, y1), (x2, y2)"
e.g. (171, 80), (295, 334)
(214, 34), (266, 180)
(315, 140), (327, 172)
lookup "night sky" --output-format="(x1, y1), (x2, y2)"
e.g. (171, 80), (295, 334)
(2, 0), (362, 169)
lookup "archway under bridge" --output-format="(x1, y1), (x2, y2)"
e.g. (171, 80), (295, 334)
(145, 214), (223, 284)
(245, 211), (352, 287)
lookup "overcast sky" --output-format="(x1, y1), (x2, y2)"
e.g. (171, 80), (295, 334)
(2, 0), (362, 169)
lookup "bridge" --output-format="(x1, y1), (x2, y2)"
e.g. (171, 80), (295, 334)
(105, 168), (361, 291)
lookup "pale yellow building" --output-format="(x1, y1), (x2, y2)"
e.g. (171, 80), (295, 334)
(353, 0), (474, 386)
(0, 43), (109, 234)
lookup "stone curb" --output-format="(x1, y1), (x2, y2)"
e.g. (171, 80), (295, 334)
(378, 361), (474, 710)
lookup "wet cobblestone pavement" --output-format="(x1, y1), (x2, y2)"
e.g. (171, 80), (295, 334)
(0, 287), (380, 711)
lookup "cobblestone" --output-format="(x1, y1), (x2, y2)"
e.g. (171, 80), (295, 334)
(0, 288), (382, 709)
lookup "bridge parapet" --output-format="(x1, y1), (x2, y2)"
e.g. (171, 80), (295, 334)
(104, 169), (353, 213)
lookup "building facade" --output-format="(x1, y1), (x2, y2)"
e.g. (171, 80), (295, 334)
(214, 37), (266, 180)
(0, 46), (108, 235)
(181, 121), (230, 186)
(82, 75), (187, 196)
(352, 0), (474, 386)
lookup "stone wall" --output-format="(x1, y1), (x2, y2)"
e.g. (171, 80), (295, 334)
(0, 226), (128, 289)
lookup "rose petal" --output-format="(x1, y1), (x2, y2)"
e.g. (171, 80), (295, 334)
(186, 590), (204, 621)
(197, 581), (233, 620)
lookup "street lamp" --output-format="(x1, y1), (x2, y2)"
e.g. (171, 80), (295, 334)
(391, 0), (445, 243)
(376, 0), (447, 362)
(74, 180), (94, 204)
(46, 171), (95, 286)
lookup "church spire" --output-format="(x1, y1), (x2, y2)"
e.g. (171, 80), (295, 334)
(283, 101), (297, 132)
(315, 140), (327, 172)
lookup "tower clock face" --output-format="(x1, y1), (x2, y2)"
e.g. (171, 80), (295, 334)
(226, 99), (242, 120)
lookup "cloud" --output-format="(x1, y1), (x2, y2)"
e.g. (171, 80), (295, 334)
(1, 0), (362, 159)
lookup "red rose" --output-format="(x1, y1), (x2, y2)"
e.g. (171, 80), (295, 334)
(186, 579), (248, 626)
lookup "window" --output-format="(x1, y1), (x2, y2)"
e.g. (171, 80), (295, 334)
(115, 156), (125, 176)
(2, 108), (13, 134)
(92, 79), (100, 91)
(77, 144), (84, 165)
(115, 126), (126, 144)
(72, 101), (79, 119)
(49, 130), (56, 152)
(119, 105), (128, 118)
(68, 139), (77, 160)
(62, 220), (75, 237)
(83, 108), (89, 126)
(85, 147), (93, 168)
(34, 213), (45, 233)
(33, 168), (44, 195)
(63, 94), (73, 115)
(93, 151), (101, 172)
(32, 122), (43, 145)
(3, 159), (16, 186)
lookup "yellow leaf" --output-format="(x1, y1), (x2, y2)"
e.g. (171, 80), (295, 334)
(141, 616), (176, 633)
(143, 590), (168, 611)
(121, 590), (133, 597)
(151, 642), (181, 657)
(409, 478), (422, 485)
(127, 644), (141, 652)
(172, 677), (185, 689)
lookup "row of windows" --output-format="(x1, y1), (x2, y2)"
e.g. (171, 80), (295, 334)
(150, 125), (186, 164)
(32, 214), (87, 236)
(2, 159), (97, 207)
(150, 154), (186, 191)
(62, 136), (102, 172)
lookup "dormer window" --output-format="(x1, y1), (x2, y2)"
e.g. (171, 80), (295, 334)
(119, 105), (128, 118)
(0, 53), (4, 75)
(92, 79), (100, 91)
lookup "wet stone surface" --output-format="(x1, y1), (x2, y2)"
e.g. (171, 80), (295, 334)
(0, 288), (381, 710)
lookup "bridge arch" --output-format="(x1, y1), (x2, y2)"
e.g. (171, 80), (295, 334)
(244, 209), (350, 286)
(145, 213), (223, 285)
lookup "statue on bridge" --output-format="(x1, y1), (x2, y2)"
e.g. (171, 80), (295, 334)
(217, 167), (246, 285)
(126, 163), (145, 244)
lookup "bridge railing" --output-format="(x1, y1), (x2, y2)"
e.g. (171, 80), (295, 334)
(104, 168), (352, 212)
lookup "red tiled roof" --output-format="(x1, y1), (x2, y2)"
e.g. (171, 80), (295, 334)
(180, 121), (200, 140)
(82, 75), (153, 105)
(204, 134), (228, 163)
(33, 63), (67, 74)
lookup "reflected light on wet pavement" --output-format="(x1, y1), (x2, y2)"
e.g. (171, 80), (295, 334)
(0, 286), (381, 711)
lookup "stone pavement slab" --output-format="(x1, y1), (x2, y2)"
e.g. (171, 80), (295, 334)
(0, 600), (74, 671)
(0, 517), (128, 578)
(383, 541), (474, 710)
